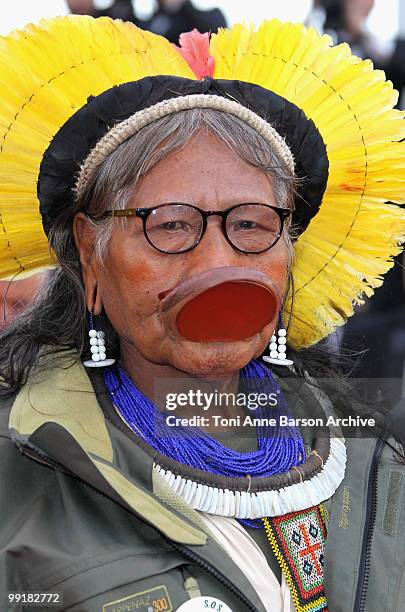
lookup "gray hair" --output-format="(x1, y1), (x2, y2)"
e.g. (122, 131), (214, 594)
(0, 108), (298, 393)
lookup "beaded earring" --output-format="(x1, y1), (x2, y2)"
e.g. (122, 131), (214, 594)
(262, 313), (293, 367)
(83, 311), (115, 368)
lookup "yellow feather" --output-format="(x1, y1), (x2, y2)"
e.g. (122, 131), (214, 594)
(0, 16), (193, 279)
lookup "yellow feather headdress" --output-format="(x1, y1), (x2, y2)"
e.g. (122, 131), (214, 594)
(0, 16), (404, 349)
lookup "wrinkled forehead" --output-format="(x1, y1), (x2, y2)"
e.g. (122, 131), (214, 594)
(129, 132), (281, 209)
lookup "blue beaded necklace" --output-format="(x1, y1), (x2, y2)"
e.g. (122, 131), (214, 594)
(104, 359), (306, 529)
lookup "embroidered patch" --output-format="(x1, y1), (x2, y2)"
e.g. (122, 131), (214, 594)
(102, 584), (172, 612)
(383, 470), (402, 536)
(338, 485), (351, 529)
(263, 505), (328, 612)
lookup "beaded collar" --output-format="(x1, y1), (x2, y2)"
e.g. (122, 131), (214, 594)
(152, 436), (345, 518)
(105, 361), (346, 519)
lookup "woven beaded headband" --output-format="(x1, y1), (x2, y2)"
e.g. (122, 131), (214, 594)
(75, 94), (295, 201)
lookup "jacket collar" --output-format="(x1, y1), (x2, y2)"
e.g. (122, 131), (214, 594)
(8, 352), (207, 546)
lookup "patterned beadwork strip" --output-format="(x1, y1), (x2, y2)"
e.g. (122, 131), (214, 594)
(262, 505), (328, 612)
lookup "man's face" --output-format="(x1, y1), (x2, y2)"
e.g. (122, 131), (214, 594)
(76, 131), (290, 378)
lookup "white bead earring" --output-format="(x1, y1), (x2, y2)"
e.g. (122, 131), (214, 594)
(262, 313), (293, 367)
(83, 311), (115, 368)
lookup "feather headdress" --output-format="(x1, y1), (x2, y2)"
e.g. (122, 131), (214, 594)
(0, 16), (404, 349)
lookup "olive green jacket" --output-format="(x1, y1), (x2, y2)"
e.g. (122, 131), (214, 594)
(1, 356), (405, 611)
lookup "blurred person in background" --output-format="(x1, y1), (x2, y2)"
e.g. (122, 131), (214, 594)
(67, 0), (140, 22)
(309, 0), (405, 398)
(311, 0), (405, 91)
(67, 0), (227, 42)
(142, 0), (226, 43)
(0, 274), (45, 330)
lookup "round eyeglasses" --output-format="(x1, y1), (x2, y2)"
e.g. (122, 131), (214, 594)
(99, 203), (291, 254)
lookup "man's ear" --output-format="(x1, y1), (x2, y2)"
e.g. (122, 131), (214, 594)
(73, 212), (103, 315)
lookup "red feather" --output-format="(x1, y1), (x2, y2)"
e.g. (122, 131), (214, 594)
(173, 29), (215, 79)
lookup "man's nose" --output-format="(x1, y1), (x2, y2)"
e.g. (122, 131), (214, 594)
(190, 216), (241, 268)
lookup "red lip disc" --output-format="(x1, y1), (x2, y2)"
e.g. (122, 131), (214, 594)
(176, 281), (278, 342)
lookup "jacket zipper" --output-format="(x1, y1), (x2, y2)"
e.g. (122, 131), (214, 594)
(354, 438), (384, 612)
(168, 539), (260, 612)
(18, 441), (260, 612)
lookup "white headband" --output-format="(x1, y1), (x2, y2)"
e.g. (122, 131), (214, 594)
(75, 93), (295, 200)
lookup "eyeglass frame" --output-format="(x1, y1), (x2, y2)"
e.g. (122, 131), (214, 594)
(93, 202), (291, 255)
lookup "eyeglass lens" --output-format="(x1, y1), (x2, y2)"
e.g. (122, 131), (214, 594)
(145, 204), (282, 253)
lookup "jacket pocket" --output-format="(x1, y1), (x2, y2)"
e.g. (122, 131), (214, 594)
(27, 549), (195, 611)
(367, 444), (405, 612)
